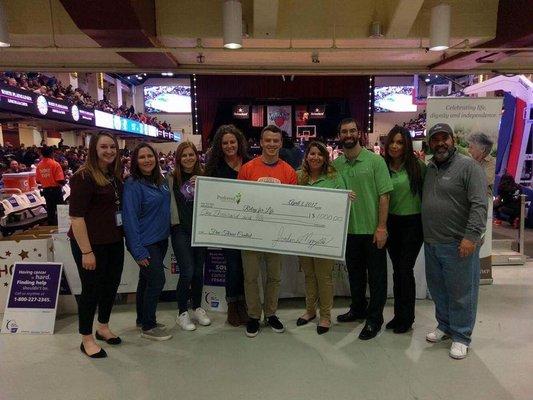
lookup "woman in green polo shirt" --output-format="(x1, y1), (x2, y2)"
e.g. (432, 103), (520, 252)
(296, 141), (350, 334)
(384, 126), (426, 334)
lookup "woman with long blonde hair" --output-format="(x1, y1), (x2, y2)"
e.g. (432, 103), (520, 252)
(168, 141), (211, 331)
(69, 132), (124, 358)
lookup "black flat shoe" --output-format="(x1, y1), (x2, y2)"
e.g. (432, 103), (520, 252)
(80, 343), (107, 358)
(358, 324), (380, 341)
(296, 315), (316, 326)
(317, 325), (330, 335)
(95, 331), (122, 345)
(337, 309), (367, 323)
(393, 324), (413, 334)
(385, 319), (398, 330)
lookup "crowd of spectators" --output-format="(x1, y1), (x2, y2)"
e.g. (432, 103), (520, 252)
(0, 72), (173, 133)
(402, 111), (426, 132)
(0, 142), (183, 186)
(0, 142), (87, 180)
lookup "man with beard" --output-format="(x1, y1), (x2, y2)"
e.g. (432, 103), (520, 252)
(422, 123), (487, 359)
(333, 118), (393, 340)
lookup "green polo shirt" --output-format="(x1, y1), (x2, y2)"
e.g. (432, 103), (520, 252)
(296, 171), (347, 190)
(333, 148), (393, 234)
(389, 160), (426, 216)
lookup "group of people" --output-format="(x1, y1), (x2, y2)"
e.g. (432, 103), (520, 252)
(0, 72), (173, 133)
(67, 117), (488, 361)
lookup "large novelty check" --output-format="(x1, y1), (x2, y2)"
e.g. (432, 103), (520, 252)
(192, 177), (350, 261)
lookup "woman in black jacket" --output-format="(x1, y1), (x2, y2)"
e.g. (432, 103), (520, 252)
(205, 125), (251, 326)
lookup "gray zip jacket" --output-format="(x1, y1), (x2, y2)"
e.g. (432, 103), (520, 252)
(421, 150), (488, 244)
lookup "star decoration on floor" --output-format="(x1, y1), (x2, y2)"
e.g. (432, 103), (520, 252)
(38, 254), (42, 258)
(18, 250), (29, 260)
(3, 282), (8, 287)
(5, 251), (11, 257)
(33, 248), (37, 252)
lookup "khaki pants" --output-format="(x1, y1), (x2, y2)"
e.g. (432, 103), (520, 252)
(299, 256), (334, 321)
(241, 250), (282, 319)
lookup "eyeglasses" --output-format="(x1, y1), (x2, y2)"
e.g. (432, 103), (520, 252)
(340, 128), (358, 134)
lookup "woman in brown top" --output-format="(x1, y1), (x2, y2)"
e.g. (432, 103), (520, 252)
(69, 132), (124, 358)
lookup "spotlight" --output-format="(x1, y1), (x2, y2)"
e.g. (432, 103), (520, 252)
(425, 78), (430, 83)
(429, 3), (450, 51)
(311, 52), (320, 64)
(223, 0), (243, 49)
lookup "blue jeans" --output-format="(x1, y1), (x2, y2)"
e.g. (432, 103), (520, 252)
(224, 248), (245, 302)
(424, 241), (480, 345)
(171, 225), (206, 314)
(136, 239), (168, 331)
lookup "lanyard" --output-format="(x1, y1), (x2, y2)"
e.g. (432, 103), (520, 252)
(108, 176), (121, 209)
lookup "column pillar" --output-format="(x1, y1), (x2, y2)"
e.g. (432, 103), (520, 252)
(86, 73), (104, 102)
(115, 79), (123, 107)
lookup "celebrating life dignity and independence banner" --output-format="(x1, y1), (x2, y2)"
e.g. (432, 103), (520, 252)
(191, 177), (351, 261)
(426, 97), (503, 283)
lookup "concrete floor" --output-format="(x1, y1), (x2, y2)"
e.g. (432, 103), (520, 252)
(493, 223), (533, 257)
(1, 262), (532, 400)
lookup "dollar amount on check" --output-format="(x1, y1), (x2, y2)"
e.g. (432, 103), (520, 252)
(192, 177), (350, 260)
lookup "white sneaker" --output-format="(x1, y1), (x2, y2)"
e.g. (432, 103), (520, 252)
(193, 308), (211, 326)
(449, 342), (468, 359)
(177, 311), (196, 331)
(426, 328), (450, 343)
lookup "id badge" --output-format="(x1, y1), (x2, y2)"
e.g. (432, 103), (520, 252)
(115, 211), (123, 227)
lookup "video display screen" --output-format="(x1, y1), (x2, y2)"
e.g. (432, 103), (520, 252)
(374, 86), (417, 112)
(143, 85), (191, 113)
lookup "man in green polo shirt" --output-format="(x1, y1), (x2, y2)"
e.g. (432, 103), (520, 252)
(333, 118), (393, 340)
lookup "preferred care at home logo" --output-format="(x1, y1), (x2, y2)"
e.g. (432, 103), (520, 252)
(204, 292), (220, 308)
(216, 192), (242, 204)
(6, 319), (18, 333)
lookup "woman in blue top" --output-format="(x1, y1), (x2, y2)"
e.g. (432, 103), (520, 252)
(384, 126), (425, 334)
(123, 143), (172, 341)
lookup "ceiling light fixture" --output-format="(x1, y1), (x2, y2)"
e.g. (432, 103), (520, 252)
(429, 3), (450, 51)
(223, 0), (242, 49)
(0, 0), (11, 47)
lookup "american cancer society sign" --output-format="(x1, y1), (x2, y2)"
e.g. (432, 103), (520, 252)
(1, 262), (62, 334)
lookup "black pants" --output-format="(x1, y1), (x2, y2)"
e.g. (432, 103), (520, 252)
(224, 248), (245, 302)
(387, 214), (423, 326)
(171, 226), (206, 314)
(345, 234), (387, 327)
(71, 238), (124, 335)
(136, 239), (168, 331)
(42, 186), (64, 225)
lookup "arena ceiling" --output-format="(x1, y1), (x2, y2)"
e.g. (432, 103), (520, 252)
(0, 0), (531, 75)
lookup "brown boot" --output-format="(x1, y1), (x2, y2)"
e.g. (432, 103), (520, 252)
(236, 300), (249, 325)
(226, 302), (240, 327)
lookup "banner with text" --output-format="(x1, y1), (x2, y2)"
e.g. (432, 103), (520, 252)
(267, 105), (292, 137)
(1, 262), (62, 334)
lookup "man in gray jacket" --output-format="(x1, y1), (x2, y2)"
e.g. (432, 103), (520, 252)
(422, 123), (488, 360)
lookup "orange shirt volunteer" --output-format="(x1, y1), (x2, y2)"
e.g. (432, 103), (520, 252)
(36, 158), (64, 188)
(237, 157), (297, 184)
